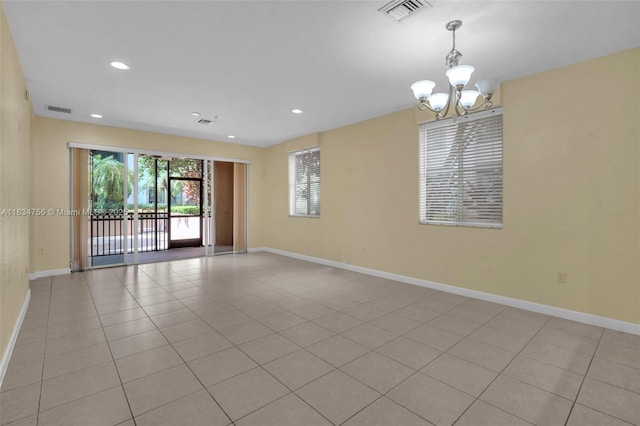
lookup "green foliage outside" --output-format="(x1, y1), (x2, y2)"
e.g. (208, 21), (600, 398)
(124, 204), (198, 215)
(138, 157), (204, 207)
(169, 206), (200, 215)
(92, 153), (205, 215)
(91, 153), (133, 212)
(127, 203), (168, 212)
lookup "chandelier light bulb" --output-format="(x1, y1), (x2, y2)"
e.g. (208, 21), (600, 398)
(459, 90), (480, 108)
(475, 78), (500, 97)
(446, 65), (475, 88)
(411, 80), (436, 100)
(428, 93), (449, 111)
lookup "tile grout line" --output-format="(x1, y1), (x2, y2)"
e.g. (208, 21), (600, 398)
(335, 298), (507, 426)
(301, 294), (465, 425)
(110, 265), (201, 423)
(141, 284), (236, 425)
(107, 266), (209, 423)
(33, 276), (53, 426)
(308, 278), (637, 425)
(584, 338), (640, 374)
(229, 365), (336, 426)
(173, 310), (321, 423)
(419, 310), (600, 393)
(492, 326), (632, 405)
(95, 270), (205, 422)
(561, 327), (622, 426)
(159, 275), (366, 425)
(171, 279), (343, 425)
(275, 288), (462, 424)
(449, 314), (555, 425)
(341, 300), (535, 425)
(585, 375), (640, 396)
(15, 255), (639, 426)
(88, 269), (149, 425)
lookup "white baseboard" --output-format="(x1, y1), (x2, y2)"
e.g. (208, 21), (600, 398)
(29, 268), (71, 280)
(253, 247), (640, 336)
(0, 289), (31, 387)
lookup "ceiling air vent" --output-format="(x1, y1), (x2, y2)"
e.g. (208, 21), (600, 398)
(46, 105), (72, 114)
(196, 118), (214, 125)
(379, 0), (431, 22)
(195, 115), (217, 126)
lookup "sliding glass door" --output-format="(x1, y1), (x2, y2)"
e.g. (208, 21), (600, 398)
(70, 145), (248, 270)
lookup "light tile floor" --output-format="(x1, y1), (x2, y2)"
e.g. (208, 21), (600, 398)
(1, 252), (639, 426)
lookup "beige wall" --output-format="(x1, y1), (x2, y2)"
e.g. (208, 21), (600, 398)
(262, 48), (640, 324)
(0, 0), (635, 375)
(18, 36), (640, 332)
(0, 2), (32, 359)
(30, 117), (265, 272)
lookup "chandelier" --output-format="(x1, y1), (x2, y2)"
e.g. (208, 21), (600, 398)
(410, 20), (499, 119)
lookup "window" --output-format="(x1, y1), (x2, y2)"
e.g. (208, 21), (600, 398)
(419, 108), (503, 227)
(289, 147), (320, 217)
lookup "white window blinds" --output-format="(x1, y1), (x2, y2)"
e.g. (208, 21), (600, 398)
(289, 147), (320, 217)
(419, 108), (503, 228)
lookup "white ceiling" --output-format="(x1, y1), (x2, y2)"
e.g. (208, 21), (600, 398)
(4, 1), (639, 147)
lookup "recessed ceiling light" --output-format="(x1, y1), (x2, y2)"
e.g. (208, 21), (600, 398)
(110, 61), (130, 70)
(227, 135), (236, 139)
(90, 113), (103, 119)
(192, 112), (201, 116)
(291, 109), (303, 114)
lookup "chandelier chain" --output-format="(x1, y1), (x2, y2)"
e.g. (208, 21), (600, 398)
(445, 25), (462, 68)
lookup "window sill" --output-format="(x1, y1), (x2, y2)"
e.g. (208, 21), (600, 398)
(419, 221), (502, 229)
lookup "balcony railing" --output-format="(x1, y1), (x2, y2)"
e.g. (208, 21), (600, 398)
(91, 212), (169, 257)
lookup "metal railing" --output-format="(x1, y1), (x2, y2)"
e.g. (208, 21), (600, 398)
(91, 212), (169, 257)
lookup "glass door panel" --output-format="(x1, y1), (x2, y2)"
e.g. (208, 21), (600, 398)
(168, 178), (202, 248)
(134, 156), (169, 255)
(89, 150), (128, 267)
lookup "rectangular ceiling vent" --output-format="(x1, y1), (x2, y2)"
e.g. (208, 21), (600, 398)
(196, 118), (214, 125)
(46, 105), (72, 114)
(379, 0), (431, 22)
